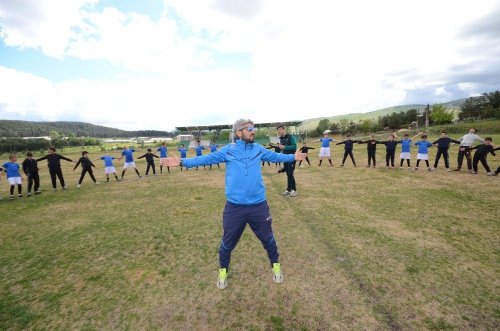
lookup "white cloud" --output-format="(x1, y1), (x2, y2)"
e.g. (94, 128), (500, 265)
(0, 0), (499, 130)
(0, 0), (98, 57)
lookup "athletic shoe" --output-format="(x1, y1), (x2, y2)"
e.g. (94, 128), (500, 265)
(282, 190), (290, 196)
(414, 167), (418, 170)
(366, 165), (370, 167)
(468, 170), (473, 173)
(289, 190), (297, 197)
(217, 268), (228, 289)
(27, 192), (32, 197)
(52, 188), (57, 192)
(428, 168), (433, 171)
(35, 191), (42, 195)
(95, 181), (101, 185)
(341, 164), (344, 167)
(17, 194), (23, 198)
(62, 187), (68, 190)
(472, 171), (478, 174)
(77, 184), (81, 188)
(272, 263), (284, 284)
(446, 168), (451, 172)
(452, 168), (461, 172)
(433, 167), (437, 171)
(10, 195), (14, 200)
(487, 172), (494, 176)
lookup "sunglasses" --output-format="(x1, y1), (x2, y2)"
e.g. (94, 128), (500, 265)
(242, 126), (255, 132)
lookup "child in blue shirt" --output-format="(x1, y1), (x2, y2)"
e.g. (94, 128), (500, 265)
(157, 142), (169, 174)
(95, 155), (120, 182)
(194, 141), (206, 170)
(399, 132), (421, 168)
(177, 144), (188, 171)
(2, 154), (23, 199)
(414, 135), (433, 171)
(119, 146), (142, 179)
(209, 142), (221, 170)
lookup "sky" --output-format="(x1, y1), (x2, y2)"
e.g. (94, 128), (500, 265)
(0, 0), (499, 131)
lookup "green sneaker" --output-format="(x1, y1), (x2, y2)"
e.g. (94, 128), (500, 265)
(217, 268), (228, 289)
(272, 263), (284, 283)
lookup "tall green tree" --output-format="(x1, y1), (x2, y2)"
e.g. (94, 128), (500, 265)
(430, 103), (454, 124)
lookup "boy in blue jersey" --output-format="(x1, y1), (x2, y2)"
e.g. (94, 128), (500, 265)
(157, 142), (170, 174)
(162, 119), (307, 289)
(209, 142), (221, 170)
(399, 132), (421, 168)
(119, 146), (142, 179)
(414, 135), (433, 170)
(194, 141), (206, 170)
(3, 154), (23, 199)
(314, 132), (337, 166)
(177, 144), (188, 171)
(96, 154), (120, 182)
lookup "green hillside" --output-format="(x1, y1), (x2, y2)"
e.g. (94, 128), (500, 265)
(0, 120), (172, 138)
(301, 99), (465, 131)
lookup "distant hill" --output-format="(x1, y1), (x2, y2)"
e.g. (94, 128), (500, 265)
(301, 99), (466, 131)
(0, 120), (172, 138)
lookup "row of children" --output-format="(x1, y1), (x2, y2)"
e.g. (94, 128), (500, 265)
(0, 142), (213, 200)
(304, 128), (498, 175)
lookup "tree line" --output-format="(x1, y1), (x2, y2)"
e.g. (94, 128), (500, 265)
(313, 90), (499, 137)
(0, 136), (102, 155)
(0, 120), (174, 138)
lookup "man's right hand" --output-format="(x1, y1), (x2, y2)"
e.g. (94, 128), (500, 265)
(163, 157), (181, 167)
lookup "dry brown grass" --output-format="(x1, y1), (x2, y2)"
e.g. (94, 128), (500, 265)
(1, 144), (499, 330)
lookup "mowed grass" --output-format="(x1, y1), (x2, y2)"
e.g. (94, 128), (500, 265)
(1, 140), (499, 330)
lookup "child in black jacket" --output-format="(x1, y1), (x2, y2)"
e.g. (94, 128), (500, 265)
(74, 151), (99, 187)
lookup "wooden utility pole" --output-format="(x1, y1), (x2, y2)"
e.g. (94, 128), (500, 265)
(425, 104), (430, 129)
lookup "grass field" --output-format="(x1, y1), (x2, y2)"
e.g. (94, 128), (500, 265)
(1, 138), (499, 330)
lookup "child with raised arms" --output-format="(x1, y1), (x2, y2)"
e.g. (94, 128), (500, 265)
(74, 151), (100, 187)
(177, 144), (188, 171)
(138, 148), (159, 176)
(3, 154), (23, 199)
(470, 137), (496, 175)
(314, 132), (337, 166)
(399, 132), (421, 168)
(119, 146), (142, 179)
(36, 147), (73, 191)
(414, 135), (433, 171)
(2, 154), (23, 200)
(298, 142), (315, 167)
(95, 154), (120, 182)
(22, 152), (41, 196)
(432, 131), (461, 171)
(157, 142), (170, 174)
(358, 135), (379, 168)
